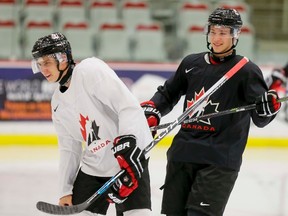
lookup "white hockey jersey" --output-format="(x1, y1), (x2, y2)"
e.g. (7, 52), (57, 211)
(51, 57), (153, 198)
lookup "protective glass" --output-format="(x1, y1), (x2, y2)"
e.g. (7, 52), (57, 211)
(31, 52), (67, 74)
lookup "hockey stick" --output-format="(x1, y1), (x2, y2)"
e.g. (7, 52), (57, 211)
(151, 95), (288, 131)
(36, 57), (249, 215)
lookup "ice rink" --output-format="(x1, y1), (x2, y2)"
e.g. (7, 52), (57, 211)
(1, 115), (288, 216)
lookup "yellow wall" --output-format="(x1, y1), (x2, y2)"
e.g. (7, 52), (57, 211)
(1, 135), (287, 148)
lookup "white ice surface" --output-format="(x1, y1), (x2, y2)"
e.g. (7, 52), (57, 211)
(0, 145), (288, 216)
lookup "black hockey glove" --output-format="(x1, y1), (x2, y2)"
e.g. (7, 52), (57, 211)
(106, 178), (128, 204)
(255, 90), (281, 117)
(107, 135), (147, 204)
(140, 100), (161, 137)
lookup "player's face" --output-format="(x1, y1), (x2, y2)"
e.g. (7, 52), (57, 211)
(36, 55), (67, 82)
(208, 25), (234, 56)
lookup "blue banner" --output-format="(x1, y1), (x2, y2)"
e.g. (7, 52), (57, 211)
(0, 62), (176, 120)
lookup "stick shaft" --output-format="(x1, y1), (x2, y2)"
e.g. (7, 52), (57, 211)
(153, 95), (288, 131)
(36, 57), (249, 215)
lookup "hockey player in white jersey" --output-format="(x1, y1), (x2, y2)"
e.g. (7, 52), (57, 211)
(31, 32), (153, 216)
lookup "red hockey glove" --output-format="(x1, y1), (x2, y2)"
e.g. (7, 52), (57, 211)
(140, 100), (161, 137)
(108, 135), (147, 204)
(255, 90), (281, 117)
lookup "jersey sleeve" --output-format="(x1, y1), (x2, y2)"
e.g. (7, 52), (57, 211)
(243, 62), (276, 127)
(52, 116), (83, 198)
(150, 57), (188, 116)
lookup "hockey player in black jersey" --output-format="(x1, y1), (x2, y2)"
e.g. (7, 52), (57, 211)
(141, 8), (282, 216)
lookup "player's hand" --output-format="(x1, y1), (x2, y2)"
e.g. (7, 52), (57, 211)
(59, 194), (72, 206)
(108, 135), (147, 203)
(255, 90), (281, 117)
(140, 100), (161, 137)
(106, 178), (128, 204)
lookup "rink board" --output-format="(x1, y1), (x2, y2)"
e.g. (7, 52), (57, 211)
(0, 134), (288, 148)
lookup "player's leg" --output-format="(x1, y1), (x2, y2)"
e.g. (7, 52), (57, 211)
(165, 214), (185, 216)
(122, 209), (152, 215)
(186, 165), (238, 216)
(161, 161), (191, 215)
(165, 210), (209, 216)
(187, 208), (209, 216)
(78, 211), (101, 215)
(72, 169), (110, 215)
(116, 160), (152, 216)
(165, 209), (209, 216)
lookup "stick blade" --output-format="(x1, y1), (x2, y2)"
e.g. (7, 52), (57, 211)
(36, 201), (88, 215)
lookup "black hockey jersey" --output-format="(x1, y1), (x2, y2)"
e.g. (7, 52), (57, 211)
(151, 52), (275, 170)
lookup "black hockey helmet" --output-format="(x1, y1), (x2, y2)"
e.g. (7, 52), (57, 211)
(206, 8), (243, 54)
(32, 32), (73, 61)
(208, 7), (242, 29)
(31, 32), (75, 85)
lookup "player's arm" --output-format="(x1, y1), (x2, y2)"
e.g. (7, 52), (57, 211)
(140, 84), (181, 137)
(141, 60), (188, 135)
(252, 89), (281, 128)
(53, 118), (83, 204)
(140, 100), (161, 137)
(244, 65), (281, 127)
(107, 135), (147, 204)
(255, 89), (281, 118)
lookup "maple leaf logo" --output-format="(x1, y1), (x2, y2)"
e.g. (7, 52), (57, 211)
(87, 120), (101, 146)
(186, 87), (208, 118)
(186, 87), (219, 125)
(79, 114), (101, 145)
(79, 114), (89, 141)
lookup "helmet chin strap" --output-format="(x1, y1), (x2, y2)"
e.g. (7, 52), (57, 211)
(56, 57), (75, 86)
(56, 64), (68, 82)
(59, 64), (74, 86)
(55, 61), (75, 86)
